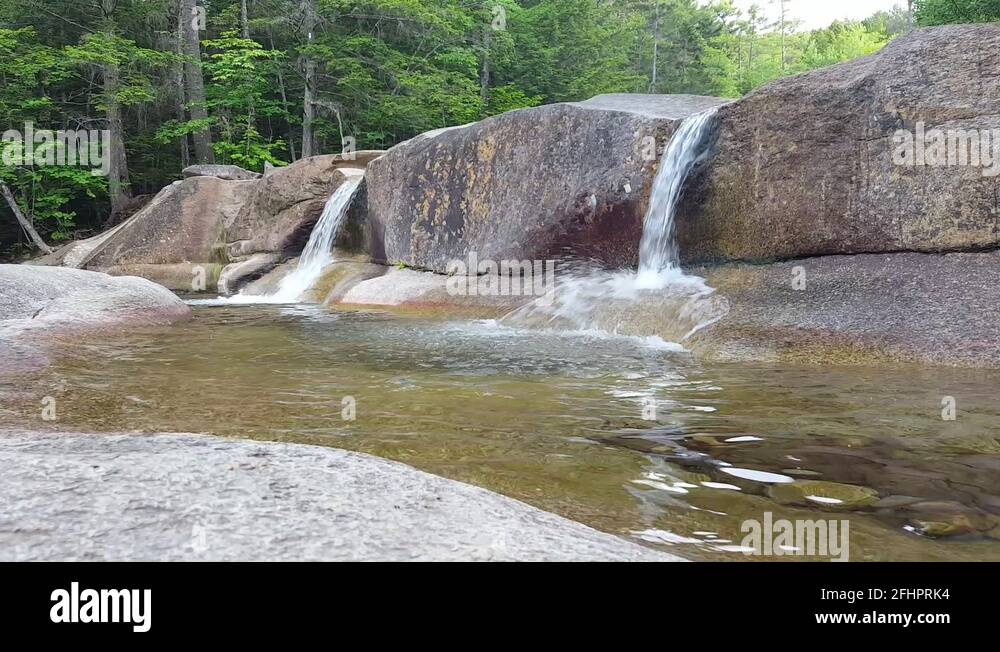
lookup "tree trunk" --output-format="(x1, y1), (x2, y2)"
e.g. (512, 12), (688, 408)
(1, 182), (52, 254)
(181, 0), (214, 164)
(175, 6), (190, 169)
(103, 59), (132, 217)
(270, 32), (297, 160)
(649, 2), (659, 93)
(241, 0), (250, 39)
(300, 0), (317, 159)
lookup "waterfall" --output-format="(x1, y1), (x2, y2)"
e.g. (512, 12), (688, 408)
(500, 108), (727, 344)
(637, 108), (718, 284)
(220, 172), (363, 305)
(265, 173), (364, 302)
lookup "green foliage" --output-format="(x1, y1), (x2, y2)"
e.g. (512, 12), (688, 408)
(915, 0), (1000, 25)
(1, 140), (106, 241)
(202, 31), (288, 169)
(797, 21), (890, 71)
(1, 0), (912, 255)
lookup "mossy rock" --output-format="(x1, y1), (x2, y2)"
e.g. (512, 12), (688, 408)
(768, 481), (879, 510)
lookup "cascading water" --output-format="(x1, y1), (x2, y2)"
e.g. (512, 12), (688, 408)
(637, 108), (718, 283)
(500, 108), (728, 344)
(265, 173), (364, 302)
(224, 171), (363, 305)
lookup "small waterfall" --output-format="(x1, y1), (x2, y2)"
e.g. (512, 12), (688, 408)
(500, 108), (727, 344)
(637, 108), (718, 284)
(224, 172), (363, 305)
(266, 173), (364, 302)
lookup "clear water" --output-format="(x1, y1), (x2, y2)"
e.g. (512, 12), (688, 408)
(5, 305), (999, 561)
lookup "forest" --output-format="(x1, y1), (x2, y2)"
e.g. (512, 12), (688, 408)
(0, 0), (994, 257)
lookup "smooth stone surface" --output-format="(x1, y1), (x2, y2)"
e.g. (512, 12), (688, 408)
(0, 265), (191, 332)
(335, 267), (528, 318)
(691, 251), (1000, 367)
(102, 262), (223, 294)
(0, 431), (680, 562)
(84, 176), (253, 270)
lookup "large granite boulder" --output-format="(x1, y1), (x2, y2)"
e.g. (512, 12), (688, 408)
(361, 95), (728, 273)
(678, 23), (1000, 264)
(83, 176), (252, 278)
(0, 265), (190, 333)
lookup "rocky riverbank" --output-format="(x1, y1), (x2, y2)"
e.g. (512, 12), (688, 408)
(0, 430), (679, 562)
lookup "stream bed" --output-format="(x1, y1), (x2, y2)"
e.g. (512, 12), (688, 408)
(3, 304), (999, 561)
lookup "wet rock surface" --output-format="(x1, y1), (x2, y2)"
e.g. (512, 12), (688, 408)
(691, 251), (1000, 367)
(362, 94), (728, 273)
(0, 265), (191, 331)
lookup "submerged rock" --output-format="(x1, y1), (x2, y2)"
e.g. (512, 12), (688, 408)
(897, 501), (998, 538)
(0, 431), (680, 562)
(769, 480), (880, 510)
(679, 23), (1000, 264)
(361, 94), (728, 273)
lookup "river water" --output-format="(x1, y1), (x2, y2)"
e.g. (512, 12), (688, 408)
(4, 304), (998, 561)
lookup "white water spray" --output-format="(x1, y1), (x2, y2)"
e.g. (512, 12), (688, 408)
(501, 108), (727, 343)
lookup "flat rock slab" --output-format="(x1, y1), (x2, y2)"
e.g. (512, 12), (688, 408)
(0, 431), (679, 562)
(692, 251), (1000, 367)
(571, 93), (730, 119)
(182, 164), (261, 181)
